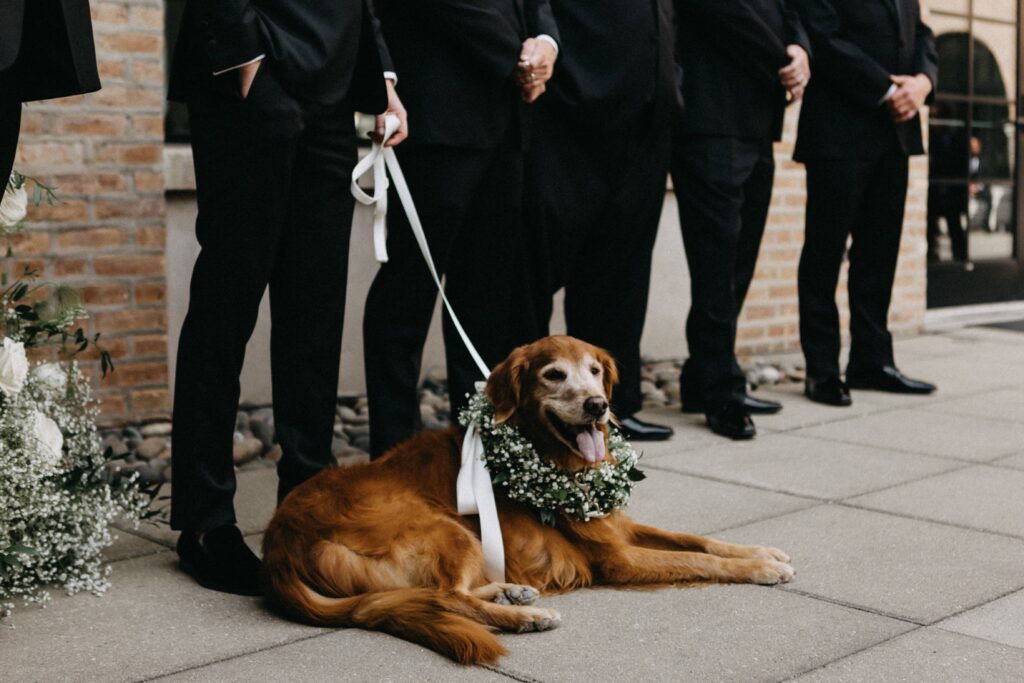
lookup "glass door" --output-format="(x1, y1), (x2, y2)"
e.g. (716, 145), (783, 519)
(927, 0), (1024, 307)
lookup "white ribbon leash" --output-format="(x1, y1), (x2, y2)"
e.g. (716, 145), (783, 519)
(351, 115), (505, 583)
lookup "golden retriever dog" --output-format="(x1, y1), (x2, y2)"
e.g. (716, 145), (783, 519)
(262, 336), (793, 665)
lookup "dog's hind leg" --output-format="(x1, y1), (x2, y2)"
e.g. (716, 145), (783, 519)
(623, 519), (790, 563)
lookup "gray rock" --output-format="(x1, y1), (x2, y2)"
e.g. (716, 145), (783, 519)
(235, 412), (250, 432)
(102, 435), (130, 459)
(351, 435), (371, 452)
(136, 437), (168, 461)
(662, 380), (681, 402)
(250, 407), (275, 424)
(131, 462), (164, 485)
(345, 424), (370, 439)
(141, 422), (172, 437)
(639, 380), (659, 397)
(335, 446), (370, 467)
(336, 406), (361, 423)
(250, 419), (275, 450)
(264, 444), (283, 464)
(232, 436), (263, 466)
(354, 397), (369, 412)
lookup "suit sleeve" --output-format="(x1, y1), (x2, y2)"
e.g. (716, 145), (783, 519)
(783, 2), (812, 58)
(793, 0), (893, 108)
(367, 0), (394, 72)
(914, 8), (939, 102)
(419, 0), (525, 79)
(680, 0), (791, 84)
(526, 0), (560, 42)
(197, 1), (265, 74)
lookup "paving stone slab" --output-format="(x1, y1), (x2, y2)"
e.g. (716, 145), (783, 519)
(633, 406), (728, 458)
(622, 467), (815, 535)
(103, 528), (170, 562)
(643, 433), (960, 500)
(155, 629), (510, 683)
(793, 627), (1024, 683)
(495, 584), (911, 683)
(0, 552), (323, 682)
(717, 506), (1024, 624)
(893, 333), (988, 358)
(748, 387), (914, 434)
(993, 452), (1024, 470)
(795, 409), (1024, 462)
(849, 465), (1024, 538)
(891, 355), (1023, 397)
(920, 388), (1024, 424)
(938, 588), (1024, 650)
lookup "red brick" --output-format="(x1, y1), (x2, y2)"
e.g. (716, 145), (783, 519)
(94, 309), (166, 333)
(133, 334), (168, 357)
(134, 281), (166, 305)
(58, 227), (126, 250)
(79, 283), (131, 306)
(130, 388), (170, 415)
(94, 254), (165, 276)
(101, 361), (168, 387)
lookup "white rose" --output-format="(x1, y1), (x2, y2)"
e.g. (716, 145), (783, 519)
(32, 412), (65, 471)
(0, 337), (30, 396)
(0, 180), (28, 228)
(33, 362), (68, 392)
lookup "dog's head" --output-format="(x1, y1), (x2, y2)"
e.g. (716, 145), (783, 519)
(485, 336), (619, 472)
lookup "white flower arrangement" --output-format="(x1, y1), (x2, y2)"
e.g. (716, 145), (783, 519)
(459, 392), (646, 526)
(0, 170), (147, 618)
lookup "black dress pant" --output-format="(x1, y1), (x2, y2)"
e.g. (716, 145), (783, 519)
(363, 136), (528, 458)
(1, 68), (21, 185)
(672, 136), (775, 408)
(171, 70), (358, 532)
(523, 107), (670, 416)
(799, 153), (909, 381)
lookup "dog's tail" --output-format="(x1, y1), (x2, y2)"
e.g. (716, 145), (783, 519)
(263, 561), (506, 665)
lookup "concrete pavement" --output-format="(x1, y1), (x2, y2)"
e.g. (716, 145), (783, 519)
(3, 326), (1023, 682)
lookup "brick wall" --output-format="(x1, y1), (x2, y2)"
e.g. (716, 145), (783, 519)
(734, 105), (928, 358)
(11, 0), (168, 423)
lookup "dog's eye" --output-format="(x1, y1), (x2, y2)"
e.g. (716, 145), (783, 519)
(543, 368), (566, 382)
(590, 366), (601, 376)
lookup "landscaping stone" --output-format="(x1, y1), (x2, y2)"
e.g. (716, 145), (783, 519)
(141, 422), (172, 437)
(136, 437), (168, 461)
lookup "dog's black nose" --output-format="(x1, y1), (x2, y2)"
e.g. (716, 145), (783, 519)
(584, 397), (608, 417)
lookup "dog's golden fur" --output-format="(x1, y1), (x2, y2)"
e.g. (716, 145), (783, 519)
(262, 336), (793, 665)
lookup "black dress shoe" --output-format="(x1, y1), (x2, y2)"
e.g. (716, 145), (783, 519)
(805, 377), (852, 406)
(177, 525), (262, 596)
(683, 394), (782, 415)
(706, 403), (756, 440)
(846, 365), (936, 395)
(617, 415), (674, 441)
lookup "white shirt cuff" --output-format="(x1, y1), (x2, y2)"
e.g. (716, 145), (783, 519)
(213, 55), (265, 77)
(535, 34), (559, 56)
(878, 83), (898, 106)
(383, 71), (398, 85)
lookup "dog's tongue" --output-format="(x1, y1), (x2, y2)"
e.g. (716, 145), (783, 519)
(576, 426), (606, 463)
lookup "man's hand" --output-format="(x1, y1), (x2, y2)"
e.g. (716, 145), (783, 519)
(238, 60), (261, 99)
(373, 79), (409, 147)
(517, 37), (557, 102)
(887, 74), (933, 123)
(778, 45), (810, 101)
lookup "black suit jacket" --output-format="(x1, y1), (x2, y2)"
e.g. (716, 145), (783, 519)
(542, 0), (682, 133)
(376, 0), (559, 149)
(169, 0), (393, 113)
(676, 0), (810, 141)
(793, 0), (939, 161)
(0, 0), (100, 102)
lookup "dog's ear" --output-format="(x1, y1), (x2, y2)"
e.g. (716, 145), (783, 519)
(596, 348), (619, 402)
(486, 346), (529, 423)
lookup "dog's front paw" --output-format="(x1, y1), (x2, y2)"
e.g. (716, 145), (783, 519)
(516, 607), (562, 633)
(494, 584), (541, 606)
(755, 546), (791, 563)
(750, 559), (795, 585)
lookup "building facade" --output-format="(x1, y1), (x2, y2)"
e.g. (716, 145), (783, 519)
(9, 0), (1022, 422)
